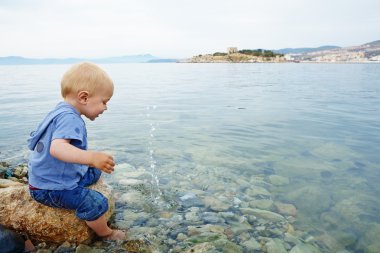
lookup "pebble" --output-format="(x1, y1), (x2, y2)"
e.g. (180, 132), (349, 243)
(0, 160), (331, 253)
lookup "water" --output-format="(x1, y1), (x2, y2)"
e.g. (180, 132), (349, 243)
(1, 63), (380, 252)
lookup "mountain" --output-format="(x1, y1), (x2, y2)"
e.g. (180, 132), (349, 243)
(283, 40), (380, 62)
(147, 58), (178, 63)
(0, 54), (163, 65)
(273, 46), (340, 55)
(363, 40), (380, 47)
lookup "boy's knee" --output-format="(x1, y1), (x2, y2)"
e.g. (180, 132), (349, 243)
(76, 190), (108, 221)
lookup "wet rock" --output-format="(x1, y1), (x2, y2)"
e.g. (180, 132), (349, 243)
(267, 175), (290, 186)
(289, 242), (322, 253)
(176, 233), (187, 241)
(122, 210), (150, 227)
(75, 244), (104, 253)
(185, 242), (215, 253)
(320, 170), (332, 178)
(123, 239), (152, 253)
(0, 166), (7, 178)
(54, 241), (75, 253)
(240, 208), (285, 222)
(118, 178), (145, 186)
(0, 178), (114, 243)
(242, 238), (261, 251)
(13, 165), (28, 179)
(179, 192), (204, 208)
(201, 212), (225, 224)
(118, 191), (144, 208)
(185, 210), (201, 223)
(356, 223), (380, 253)
(274, 202), (297, 217)
(245, 185), (271, 198)
(187, 224), (225, 237)
(213, 239), (243, 253)
(286, 186), (332, 215)
(249, 199), (274, 210)
(202, 195), (230, 211)
(228, 220), (253, 235)
(284, 232), (300, 245)
(187, 232), (223, 244)
(266, 238), (287, 253)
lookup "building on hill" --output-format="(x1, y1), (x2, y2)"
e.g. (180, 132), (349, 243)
(227, 47), (238, 54)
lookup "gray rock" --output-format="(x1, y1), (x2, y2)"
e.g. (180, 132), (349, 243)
(266, 238), (287, 253)
(201, 212), (225, 224)
(267, 175), (289, 186)
(242, 238), (261, 251)
(240, 208), (285, 222)
(179, 192), (204, 208)
(289, 243), (322, 253)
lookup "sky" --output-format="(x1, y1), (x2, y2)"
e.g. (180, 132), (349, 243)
(0, 0), (379, 58)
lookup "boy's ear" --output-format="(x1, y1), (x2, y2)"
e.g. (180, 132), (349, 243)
(77, 91), (89, 104)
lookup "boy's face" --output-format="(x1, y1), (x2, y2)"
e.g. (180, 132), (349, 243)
(82, 84), (113, 121)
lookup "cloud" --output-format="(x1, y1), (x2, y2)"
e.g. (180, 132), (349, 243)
(0, 0), (379, 58)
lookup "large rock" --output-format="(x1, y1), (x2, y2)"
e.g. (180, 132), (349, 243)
(0, 178), (114, 243)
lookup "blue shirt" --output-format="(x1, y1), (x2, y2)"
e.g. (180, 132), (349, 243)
(27, 102), (88, 190)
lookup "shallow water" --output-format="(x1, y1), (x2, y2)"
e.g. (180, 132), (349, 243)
(1, 63), (380, 252)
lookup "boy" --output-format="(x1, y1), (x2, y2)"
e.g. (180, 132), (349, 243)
(27, 62), (125, 240)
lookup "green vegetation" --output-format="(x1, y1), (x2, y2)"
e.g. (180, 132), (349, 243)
(213, 52), (228, 56)
(237, 49), (283, 57)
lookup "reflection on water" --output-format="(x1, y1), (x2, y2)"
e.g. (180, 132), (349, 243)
(1, 63), (380, 252)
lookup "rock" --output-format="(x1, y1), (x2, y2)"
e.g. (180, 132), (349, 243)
(54, 241), (75, 253)
(267, 175), (290, 186)
(75, 244), (104, 253)
(0, 178), (24, 188)
(245, 185), (271, 197)
(185, 242), (215, 253)
(242, 238), (261, 251)
(118, 178), (145, 186)
(13, 165), (28, 179)
(179, 192), (204, 208)
(213, 239), (244, 253)
(240, 208), (285, 222)
(0, 178), (114, 243)
(266, 238), (287, 253)
(274, 202), (297, 216)
(202, 196), (230, 211)
(286, 186), (332, 215)
(289, 242), (322, 253)
(248, 199), (274, 210)
(122, 239), (152, 253)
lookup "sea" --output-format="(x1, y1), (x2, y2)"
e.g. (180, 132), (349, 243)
(1, 63), (379, 252)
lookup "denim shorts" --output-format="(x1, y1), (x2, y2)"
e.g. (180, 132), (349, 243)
(29, 167), (109, 221)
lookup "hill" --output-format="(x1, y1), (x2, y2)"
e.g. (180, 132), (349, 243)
(0, 54), (164, 65)
(273, 46), (340, 55)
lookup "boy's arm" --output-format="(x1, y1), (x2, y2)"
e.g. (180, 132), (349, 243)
(50, 139), (115, 174)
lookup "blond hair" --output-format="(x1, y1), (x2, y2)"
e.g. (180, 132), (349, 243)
(61, 62), (113, 98)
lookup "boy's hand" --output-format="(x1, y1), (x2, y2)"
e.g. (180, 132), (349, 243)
(90, 152), (115, 174)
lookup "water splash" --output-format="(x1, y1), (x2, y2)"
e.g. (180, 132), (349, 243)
(146, 105), (162, 202)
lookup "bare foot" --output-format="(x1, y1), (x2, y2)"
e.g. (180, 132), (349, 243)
(101, 229), (126, 241)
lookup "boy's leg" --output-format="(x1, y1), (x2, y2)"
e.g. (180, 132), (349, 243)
(30, 187), (125, 240)
(30, 187), (108, 219)
(86, 215), (126, 240)
(78, 167), (102, 187)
